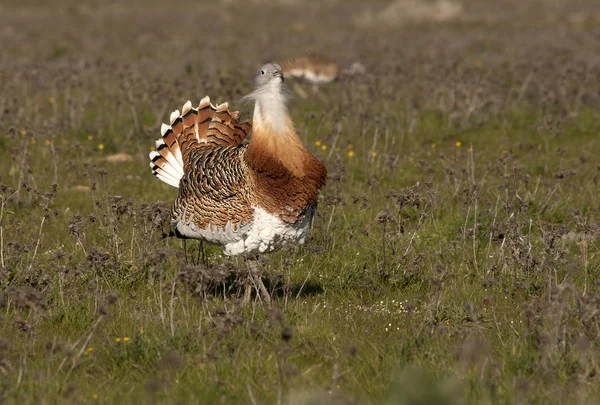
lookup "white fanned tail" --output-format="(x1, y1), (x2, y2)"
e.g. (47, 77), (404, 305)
(149, 98), (200, 188)
(149, 97), (248, 188)
(149, 109), (186, 188)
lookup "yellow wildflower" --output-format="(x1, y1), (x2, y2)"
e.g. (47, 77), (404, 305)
(123, 337), (131, 343)
(93, 394), (98, 399)
(431, 143), (436, 149)
(115, 337), (121, 342)
(321, 145), (327, 151)
(315, 141), (321, 147)
(45, 140), (51, 146)
(98, 144), (105, 150)
(455, 141), (461, 147)
(371, 151), (377, 157)
(30, 139), (36, 145)
(348, 150), (355, 158)
(48, 96), (56, 104)
(85, 347), (94, 354)
(20, 129), (26, 136)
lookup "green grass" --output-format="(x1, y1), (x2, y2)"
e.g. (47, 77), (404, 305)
(3, 106), (600, 404)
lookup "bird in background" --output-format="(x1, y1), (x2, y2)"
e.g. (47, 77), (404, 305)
(149, 63), (327, 304)
(277, 54), (366, 85)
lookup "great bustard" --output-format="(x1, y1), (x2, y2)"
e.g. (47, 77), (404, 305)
(277, 55), (366, 84)
(278, 55), (341, 84)
(149, 63), (327, 304)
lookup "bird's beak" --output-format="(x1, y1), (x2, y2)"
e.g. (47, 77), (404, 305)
(273, 71), (283, 81)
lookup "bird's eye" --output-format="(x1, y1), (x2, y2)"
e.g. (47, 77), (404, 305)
(260, 70), (265, 75)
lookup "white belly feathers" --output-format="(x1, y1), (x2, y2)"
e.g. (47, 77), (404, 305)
(174, 205), (315, 256)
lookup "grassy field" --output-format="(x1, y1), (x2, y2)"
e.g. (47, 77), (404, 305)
(3, 0), (600, 403)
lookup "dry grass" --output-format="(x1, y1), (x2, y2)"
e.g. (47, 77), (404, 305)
(2, 0), (600, 404)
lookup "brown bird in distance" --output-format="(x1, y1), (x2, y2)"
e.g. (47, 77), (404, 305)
(277, 55), (365, 85)
(149, 63), (327, 304)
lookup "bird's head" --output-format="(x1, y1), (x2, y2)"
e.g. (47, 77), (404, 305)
(255, 63), (284, 88)
(242, 63), (287, 105)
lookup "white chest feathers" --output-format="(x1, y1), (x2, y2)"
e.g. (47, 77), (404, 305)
(174, 206), (315, 256)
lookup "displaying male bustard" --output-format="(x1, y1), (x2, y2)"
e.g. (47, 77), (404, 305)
(149, 63), (327, 304)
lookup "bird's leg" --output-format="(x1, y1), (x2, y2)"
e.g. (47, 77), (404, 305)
(195, 240), (201, 265)
(201, 240), (207, 267)
(243, 258), (254, 304)
(245, 257), (272, 306)
(254, 272), (272, 306)
(183, 239), (188, 264)
(243, 282), (252, 303)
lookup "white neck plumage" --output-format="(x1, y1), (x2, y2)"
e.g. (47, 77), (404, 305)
(244, 81), (292, 134)
(243, 80), (311, 177)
